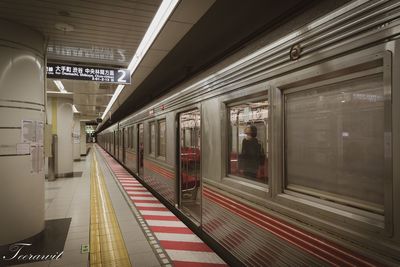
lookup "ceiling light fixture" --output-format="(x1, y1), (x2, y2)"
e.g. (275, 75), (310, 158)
(55, 22), (74, 32)
(72, 104), (80, 113)
(101, 0), (179, 121)
(53, 80), (67, 93)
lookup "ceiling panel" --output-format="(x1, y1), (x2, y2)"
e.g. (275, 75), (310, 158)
(0, 0), (161, 67)
(1, 0), (217, 122)
(0, 0), (163, 120)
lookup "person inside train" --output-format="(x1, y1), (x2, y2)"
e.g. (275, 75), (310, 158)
(239, 124), (264, 179)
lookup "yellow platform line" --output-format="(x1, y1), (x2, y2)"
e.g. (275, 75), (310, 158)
(90, 152), (132, 267)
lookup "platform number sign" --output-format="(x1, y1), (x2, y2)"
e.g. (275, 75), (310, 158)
(117, 69), (128, 83)
(47, 63), (131, 84)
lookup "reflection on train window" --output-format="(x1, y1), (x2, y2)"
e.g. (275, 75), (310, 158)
(285, 74), (387, 214)
(127, 127), (130, 148)
(138, 123), (144, 176)
(149, 121), (155, 156)
(158, 119), (166, 157)
(131, 126), (136, 151)
(128, 127), (132, 148)
(228, 99), (268, 184)
(179, 109), (201, 222)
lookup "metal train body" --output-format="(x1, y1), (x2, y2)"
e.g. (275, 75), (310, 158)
(98, 1), (400, 266)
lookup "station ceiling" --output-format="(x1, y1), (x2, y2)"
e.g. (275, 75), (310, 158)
(0, 0), (349, 129)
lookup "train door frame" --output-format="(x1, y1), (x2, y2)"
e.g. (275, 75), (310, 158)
(137, 123), (144, 177)
(113, 131), (116, 156)
(176, 106), (202, 225)
(122, 127), (126, 164)
(117, 130), (120, 159)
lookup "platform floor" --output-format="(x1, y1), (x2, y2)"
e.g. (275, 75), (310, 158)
(10, 145), (227, 267)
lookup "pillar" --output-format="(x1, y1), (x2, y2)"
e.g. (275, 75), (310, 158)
(47, 97), (74, 177)
(73, 117), (81, 161)
(80, 122), (87, 156)
(0, 19), (46, 245)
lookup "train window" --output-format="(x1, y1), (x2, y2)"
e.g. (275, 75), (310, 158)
(130, 127), (133, 148)
(149, 121), (155, 156)
(132, 126), (136, 152)
(127, 127), (130, 148)
(158, 119), (166, 157)
(284, 74), (387, 214)
(228, 99), (268, 184)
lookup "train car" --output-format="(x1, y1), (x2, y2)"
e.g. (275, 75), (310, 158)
(97, 1), (400, 266)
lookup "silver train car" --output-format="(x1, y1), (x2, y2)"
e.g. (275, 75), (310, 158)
(98, 1), (400, 266)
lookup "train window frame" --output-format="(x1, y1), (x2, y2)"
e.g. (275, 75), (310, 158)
(149, 121), (156, 157)
(132, 125), (137, 152)
(157, 119), (167, 159)
(206, 85), (270, 205)
(128, 126), (131, 149)
(131, 126), (134, 149)
(226, 96), (269, 186)
(273, 48), (394, 235)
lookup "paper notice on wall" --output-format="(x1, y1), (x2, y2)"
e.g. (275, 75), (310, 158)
(72, 132), (80, 144)
(21, 120), (44, 144)
(31, 146), (44, 173)
(21, 120), (45, 172)
(36, 122), (44, 145)
(16, 143), (30, 155)
(22, 120), (36, 143)
(38, 146), (44, 172)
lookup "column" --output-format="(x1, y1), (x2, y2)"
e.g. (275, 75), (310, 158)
(47, 97), (74, 177)
(0, 19), (46, 245)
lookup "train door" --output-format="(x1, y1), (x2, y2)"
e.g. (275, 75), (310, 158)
(118, 129), (124, 162)
(116, 130), (119, 158)
(178, 109), (201, 223)
(122, 128), (126, 163)
(113, 131), (116, 156)
(137, 123), (144, 176)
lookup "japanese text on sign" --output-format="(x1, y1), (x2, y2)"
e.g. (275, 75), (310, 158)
(46, 63), (130, 84)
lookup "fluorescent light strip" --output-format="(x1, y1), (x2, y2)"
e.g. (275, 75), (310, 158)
(101, 0), (179, 120)
(72, 104), (79, 113)
(53, 80), (67, 93)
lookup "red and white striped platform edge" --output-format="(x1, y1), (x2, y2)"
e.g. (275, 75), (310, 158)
(98, 147), (228, 267)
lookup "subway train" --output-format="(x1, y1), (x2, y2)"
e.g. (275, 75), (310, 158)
(98, 1), (400, 266)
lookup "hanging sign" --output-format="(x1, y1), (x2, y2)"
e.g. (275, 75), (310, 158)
(46, 63), (131, 84)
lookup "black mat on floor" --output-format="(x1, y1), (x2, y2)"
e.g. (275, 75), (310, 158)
(0, 218), (71, 266)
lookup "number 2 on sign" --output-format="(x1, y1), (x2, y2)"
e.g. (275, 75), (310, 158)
(117, 70), (127, 83)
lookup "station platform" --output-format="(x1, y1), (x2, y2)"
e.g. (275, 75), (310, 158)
(7, 144), (227, 267)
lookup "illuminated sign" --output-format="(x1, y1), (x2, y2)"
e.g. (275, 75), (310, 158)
(46, 63), (130, 84)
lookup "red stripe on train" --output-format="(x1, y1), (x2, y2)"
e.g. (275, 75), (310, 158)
(144, 160), (175, 180)
(203, 187), (381, 267)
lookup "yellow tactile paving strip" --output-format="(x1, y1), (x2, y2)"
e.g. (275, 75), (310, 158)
(90, 153), (132, 267)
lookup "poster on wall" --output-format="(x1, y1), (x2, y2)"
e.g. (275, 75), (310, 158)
(21, 120), (45, 173)
(21, 120), (36, 143)
(36, 121), (44, 145)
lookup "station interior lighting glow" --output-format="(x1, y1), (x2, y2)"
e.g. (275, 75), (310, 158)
(53, 80), (67, 93)
(72, 104), (79, 113)
(101, 0), (179, 121)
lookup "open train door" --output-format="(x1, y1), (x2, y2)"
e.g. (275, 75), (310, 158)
(178, 109), (201, 224)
